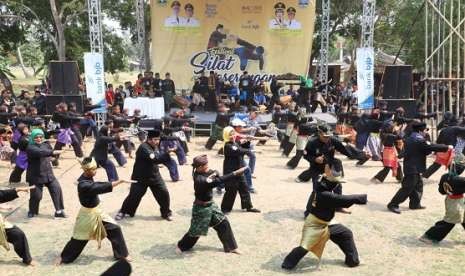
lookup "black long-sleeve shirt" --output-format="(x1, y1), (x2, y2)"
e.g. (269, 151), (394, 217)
(52, 111), (81, 128)
(436, 126), (465, 146)
(77, 174), (113, 208)
(308, 178), (367, 221)
(131, 142), (171, 181)
(223, 142), (250, 174)
(0, 188), (18, 204)
(193, 170), (235, 202)
(215, 112), (233, 128)
(303, 137), (355, 174)
(403, 132), (449, 174)
(26, 142), (56, 184)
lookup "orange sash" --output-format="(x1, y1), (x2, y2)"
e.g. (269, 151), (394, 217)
(435, 148), (454, 167)
(383, 146), (398, 176)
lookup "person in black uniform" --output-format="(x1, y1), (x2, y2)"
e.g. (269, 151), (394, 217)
(420, 173), (465, 244)
(176, 155), (245, 254)
(26, 128), (66, 218)
(51, 103), (83, 166)
(422, 125), (465, 179)
(282, 159), (367, 270)
(387, 122), (450, 214)
(8, 123), (29, 184)
(220, 126), (260, 213)
(90, 124), (123, 182)
(0, 186), (35, 266)
(371, 123), (404, 183)
(286, 120), (316, 169)
(205, 104), (233, 150)
(116, 130), (175, 221)
(57, 158), (131, 264)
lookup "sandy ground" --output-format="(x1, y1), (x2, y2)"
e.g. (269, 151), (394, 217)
(0, 137), (463, 276)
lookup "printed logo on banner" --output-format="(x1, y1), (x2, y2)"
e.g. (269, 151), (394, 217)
(356, 47), (375, 110)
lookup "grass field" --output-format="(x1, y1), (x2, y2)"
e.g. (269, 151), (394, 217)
(0, 137), (463, 276)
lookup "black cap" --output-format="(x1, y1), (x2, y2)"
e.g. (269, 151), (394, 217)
(287, 7), (296, 13)
(147, 129), (161, 139)
(184, 3), (193, 10)
(31, 118), (45, 127)
(412, 121), (427, 132)
(171, 1), (181, 8)
(274, 2), (286, 10)
(216, 24), (224, 30)
(317, 124), (332, 137)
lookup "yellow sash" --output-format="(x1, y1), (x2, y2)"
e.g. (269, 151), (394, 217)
(72, 206), (115, 249)
(300, 214), (330, 259)
(0, 214), (13, 251)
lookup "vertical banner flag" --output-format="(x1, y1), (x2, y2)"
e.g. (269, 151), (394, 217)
(356, 47), (375, 109)
(84, 52), (106, 112)
(151, 0), (316, 88)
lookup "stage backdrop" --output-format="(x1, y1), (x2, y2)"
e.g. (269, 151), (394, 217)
(151, 0), (316, 89)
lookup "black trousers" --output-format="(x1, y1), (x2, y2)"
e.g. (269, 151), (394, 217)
(221, 175), (253, 212)
(282, 224), (359, 269)
(53, 136), (84, 158)
(388, 173), (423, 209)
(424, 220), (464, 242)
(5, 226), (32, 264)
(422, 162), (441, 179)
(29, 180), (64, 215)
(287, 150), (304, 169)
(60, 221), (129, 263)
(72, 126), (83, 146)
(9, 166), (25, 183)
(205, 137), (217, 150)
(282, 141), (295, 157)
(177, 219), (238, 252)
(115, 140), (134, 154)
(373, 165), (403, 182)
(119, 179), (172, 218)
(280, 135), (290, 150)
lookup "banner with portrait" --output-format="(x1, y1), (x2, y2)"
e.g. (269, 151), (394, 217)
(356, 47), (375, 110)
(151, 0), (316, 88)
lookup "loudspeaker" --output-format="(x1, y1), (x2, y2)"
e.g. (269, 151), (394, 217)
(46, 95), (85, 114)
(49, 61), (80, 95)
(383, 99), (417, 118)
(382, 65), (413, 99)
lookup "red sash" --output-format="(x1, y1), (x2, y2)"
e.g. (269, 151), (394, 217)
(383, 146), (398, 176)
(435, 148), (454, 167)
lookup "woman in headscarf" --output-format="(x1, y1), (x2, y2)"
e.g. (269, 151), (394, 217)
(176, 155), (245, 254)
(220, 126), (260, 213)
(0, 185), (35, 265)
(57, 158), (132, 264)
(26, 128), (66, 218)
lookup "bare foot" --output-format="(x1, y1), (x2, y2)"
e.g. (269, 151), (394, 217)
(175, 246), (183, 255)
(27, 260), (37, 267)
(123, 256), (132, 262)
(230, 249), (242, 255)
(54, 257), (62, 266)
(337, 208), (352, 214)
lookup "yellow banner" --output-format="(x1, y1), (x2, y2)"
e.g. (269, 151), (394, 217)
(151, 0), (316, 88)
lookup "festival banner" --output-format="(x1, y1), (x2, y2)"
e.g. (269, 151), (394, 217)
(84, 52), (106, 112)
(356, 47), (375, 109)
(151, 0), (316, 88)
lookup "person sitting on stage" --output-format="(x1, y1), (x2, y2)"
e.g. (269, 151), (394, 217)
(176, 155), (245, 254)
(0, 186), (35, 266)
(282, 158), (367, 270)
(57, 158), (132, 264)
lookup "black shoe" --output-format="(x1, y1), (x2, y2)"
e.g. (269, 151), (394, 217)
(27, 212), (35, 218)
(387, 205), (401, 214)
(54, 211), (67, 218)
(51, 159), (59, 167)
(409, 205), (426, 210)
(246, 208), (261, 213)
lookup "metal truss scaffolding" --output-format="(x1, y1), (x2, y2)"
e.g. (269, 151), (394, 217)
(361, 0), (376, 48)
(135, 0), (146, 71)
(424, 0), (465, 136)
(318, 0), (330, 94)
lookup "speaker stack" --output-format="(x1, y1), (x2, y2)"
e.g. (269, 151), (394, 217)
(46, 61), (86, 114)
(381, 65), (416, 117)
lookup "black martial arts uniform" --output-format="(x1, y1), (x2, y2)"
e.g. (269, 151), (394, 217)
(423, 126), (465, 178)
(118, 142), (172, 219)
(51, 111), (84, 164)
(422, 173), (465, 242)
(26, 142), (65, 216)
(282, 177), (367, 269)
(205, 111), (234, 150)
(287, 122), (317, 169)
(91, 126), (119, 182)
(0, 189), (32, 264)
(388, 132), (448, 211)
(372, 132), (404, 183)
(220, 141), (255, 213)
(60, 175), (129, 263)
(177, 170), (238, 252)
